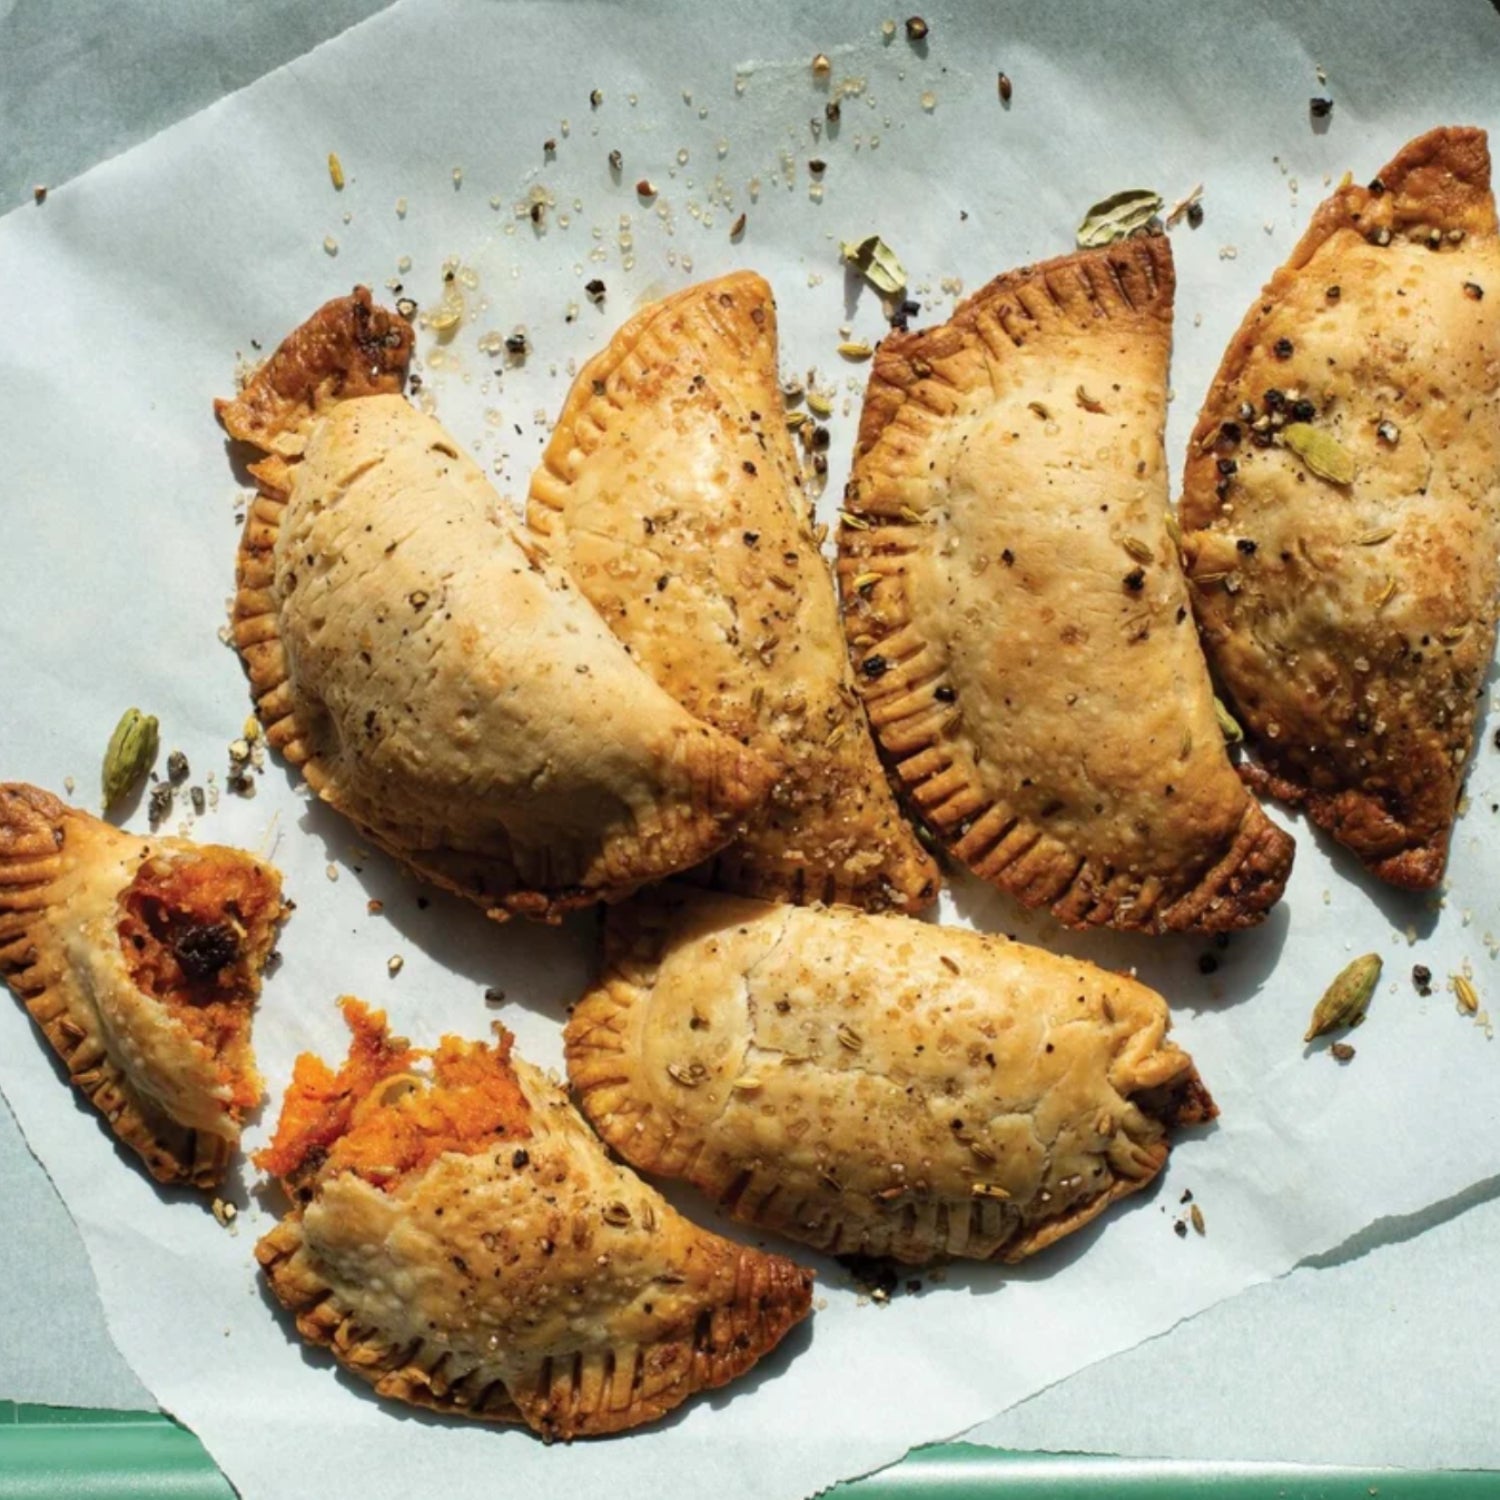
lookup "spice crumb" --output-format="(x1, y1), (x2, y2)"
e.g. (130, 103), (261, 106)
(147, 783), (173, 827)
(387, 954), (405, 977)
(210, 1198), (238, 1229)
(33, 185), (47, 205)
(904, 15), (929, 40)
(328, 152), (345, 190)
(325, 864), (339, 883)
(1331, 1041), (1356, 1062)
(1190, 1204), (1206, 1236)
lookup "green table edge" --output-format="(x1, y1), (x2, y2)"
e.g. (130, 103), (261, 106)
(3, 1405), (1498, 1497)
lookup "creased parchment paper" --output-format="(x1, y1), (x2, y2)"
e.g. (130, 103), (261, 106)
(1, 0), (1498, 1494)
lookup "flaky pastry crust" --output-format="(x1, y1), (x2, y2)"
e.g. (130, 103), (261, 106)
(0, 784), (285, 1188)
(568, 887), (1215, 1265)
(839, 238), (1293, 931)
(1180, 126), (1500, 888)
(528, 273), (937, 913)
(256, 1004), (812, 1439)
(218, 291), (774, 921)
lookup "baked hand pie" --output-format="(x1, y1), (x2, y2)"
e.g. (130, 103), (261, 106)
(838, 237), (1294, 932)
(568, 888), (1215, 1266)
(255, 1001), (813, 1439)
(528, 273), (938, 913)
(217, 290), (774, 922)
(0, 784), (286, 1188)
(1179, 127), (1500, 888)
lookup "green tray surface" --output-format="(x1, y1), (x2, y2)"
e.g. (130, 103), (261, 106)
(2, 1405), (1497, 1498)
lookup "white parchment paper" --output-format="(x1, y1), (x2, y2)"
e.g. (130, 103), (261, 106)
(1, 1), (1499, 1494)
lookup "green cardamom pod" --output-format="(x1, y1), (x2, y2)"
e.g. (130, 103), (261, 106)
(1213, 696), (1244, 744)
(1305, 953), (1382, 1042)
(101, 708), (159, 809)
(838, 234), (907, 296)
(1076, 189), (1164, 248)
(1281, 422), (1356, 485)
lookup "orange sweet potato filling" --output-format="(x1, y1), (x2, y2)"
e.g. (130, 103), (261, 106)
(117, 850), (284, 1110)
(255, 999), (531, 1188)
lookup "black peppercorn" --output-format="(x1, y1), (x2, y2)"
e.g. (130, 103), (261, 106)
(1310, 97), (1333, 119)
